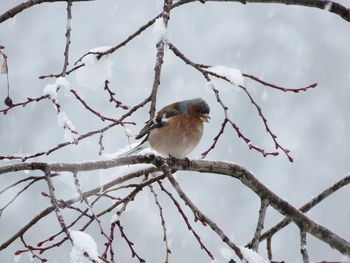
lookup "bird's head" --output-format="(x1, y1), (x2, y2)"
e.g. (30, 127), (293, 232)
(181, 98), (210, 122)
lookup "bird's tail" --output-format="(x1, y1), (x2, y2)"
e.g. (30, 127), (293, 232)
(118, 141), (150, 157)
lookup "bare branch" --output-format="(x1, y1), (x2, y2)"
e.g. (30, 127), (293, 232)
(239, 85), (293, 162)
(168, 43), (285, 160)
(243, 73), (317, 93)
(1, 157), (350, 257)
(158, 160), (242, 260)
(0, 178), (38, 217)
(158, 181), (214, 260)
(3, 0), (349, 26)
(173, 0), (350, 22)
(43, 166), (72, 243)
(248, 174), (350, 246)
(115, 219), (146, 262)
(0, 95), (49, 115)
(71, 170), (109, 241)
(201, 118), (228, 158)
(98, 132), (105, 156)
(149, 0), (173, 119)
(104, 80), (129, 110)
(251, 199), (269, 252)
(70, 89), (132, 124)
(300, 229), (310, 263)
(61, 0), (72, 76)
(267, 237), (273, 261)
(149, 184), (171, 263)
(0, 166), (158, 251)
(0, 96), (150, 161)
(0, 0), (96, 24)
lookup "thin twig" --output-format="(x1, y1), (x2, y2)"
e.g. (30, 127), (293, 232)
(18, 236), (47, 263)
(104, 80), (129, 110)
(0, 175), (49, 196)
(251, 199), (269, 252)
(267, 237), (273, 261)
(101, 220), (116, 261)
(115, 220), (146, 263)
(201, 118), (228, 158)
(149, 184), (171, 263)
(61, 0), (72, 76)
(71, 170), (109, 240)
(149, 0), (173, 119)
(70, 89), (132, 124)
(158, 160), (242, 260)
(243, 73), (317, 93)
(0, 95), (49, 115)
(0, 178), (38, 217)
(239, 85), (293, 162)
(0, 96), (151, 161)
(98, 132), (104, 156)
(43, 166), (72, 243)
(300, 229), (310, 263)
(158, 181), (214, 260)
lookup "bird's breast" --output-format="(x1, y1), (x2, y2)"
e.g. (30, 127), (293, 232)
(148, 116), (204, 158)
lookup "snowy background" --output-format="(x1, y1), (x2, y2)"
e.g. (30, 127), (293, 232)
(1, 0), (350, 262)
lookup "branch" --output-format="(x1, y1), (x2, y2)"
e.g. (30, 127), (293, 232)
(1, 156), (350, 256)
(174, 0), (350, 22)
(103, 80), (129, 110)
(61, 0), (72, 76)
(3, 0), (349, 25)
(159, 160), (243, 260)
(0, 166), (158, 251)
(70, 89), (131, 124)
(243, 74), (317, 93)
(251, 199), (269, 252)
(0, 0), (96, 24)
(149, 0), (173, 119)
(158, 181), (214, 260)
(148, 184), (171, 263)
(168, 43), (284, 159)
(115, 220), (146, 262)
(0, 96), (150, 161)
(267, 236), (273, 260)
(71, 170), (109, 241)
(247, 174), (350, 245)
(43, 166), (72, 243)
(0, 95), (49, 115)
(0, 177), (39, 216)
(300, 229), (310, 263)
(239, 84), (293, 162)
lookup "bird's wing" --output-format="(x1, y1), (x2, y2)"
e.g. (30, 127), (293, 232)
(118, 140), (150, 157)
(135, 107), (182, 140)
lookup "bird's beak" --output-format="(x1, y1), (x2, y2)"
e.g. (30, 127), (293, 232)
(200, 114), (210, 123)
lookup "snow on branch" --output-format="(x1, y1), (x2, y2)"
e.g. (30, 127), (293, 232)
(1, 156), (350, 259)
(70, 230), (100, 263)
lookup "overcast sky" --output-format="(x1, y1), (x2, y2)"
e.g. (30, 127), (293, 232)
(1, 0), (350, 262)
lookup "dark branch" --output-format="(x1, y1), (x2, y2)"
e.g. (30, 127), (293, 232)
(247, 174), (350, 246)
(174, 0), (350, 22)
(149, 0), (173, 119)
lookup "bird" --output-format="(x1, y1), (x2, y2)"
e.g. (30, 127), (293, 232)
(121, 98), (210, 158)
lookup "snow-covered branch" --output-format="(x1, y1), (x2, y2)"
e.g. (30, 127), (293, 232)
(1, 156), (350, 259)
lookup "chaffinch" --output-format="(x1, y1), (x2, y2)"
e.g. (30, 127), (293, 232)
(121, 98), (210, 158)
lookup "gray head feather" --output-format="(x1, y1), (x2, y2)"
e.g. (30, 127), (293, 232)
(178, 98), (210, 117)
